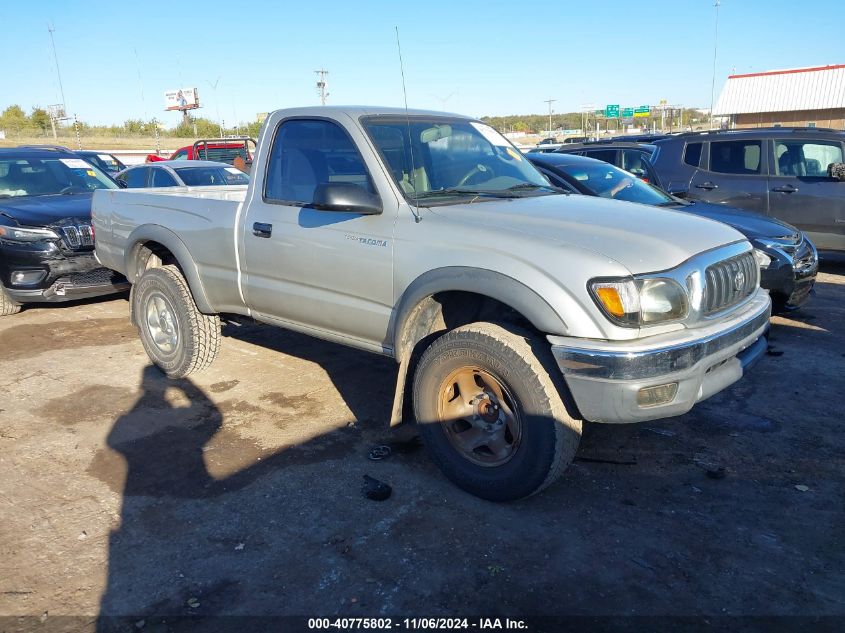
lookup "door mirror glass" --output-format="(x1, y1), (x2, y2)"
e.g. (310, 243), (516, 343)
(312, 182), (382, 215)
(829, 162), (845, 181)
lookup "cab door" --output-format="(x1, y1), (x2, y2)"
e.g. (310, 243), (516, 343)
(240, 117), (395, 349)
(767, 138), (845, 250)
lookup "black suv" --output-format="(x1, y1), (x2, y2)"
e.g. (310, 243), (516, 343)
(0, 148), (129, 315)
(649, 128), (845, 252)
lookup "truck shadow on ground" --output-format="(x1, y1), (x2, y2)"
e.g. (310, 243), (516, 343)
(93, 364), (561, 629)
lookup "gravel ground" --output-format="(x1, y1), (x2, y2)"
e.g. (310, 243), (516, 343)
(0, 262), (843, 631)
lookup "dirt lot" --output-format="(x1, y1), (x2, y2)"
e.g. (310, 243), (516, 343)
(1, 262), (844, 630)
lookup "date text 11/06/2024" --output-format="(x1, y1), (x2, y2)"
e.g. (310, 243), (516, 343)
(308, 618), (528, 630)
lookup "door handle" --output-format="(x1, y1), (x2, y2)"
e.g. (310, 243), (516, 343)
(252, 222), (272, 238)
(772, 185), (798, 194)
(695, 182), (718, 190)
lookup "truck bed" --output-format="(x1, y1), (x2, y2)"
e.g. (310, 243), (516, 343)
(92, 186), (249, 313)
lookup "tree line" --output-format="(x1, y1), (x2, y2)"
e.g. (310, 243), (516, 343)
(0, 104), (263, 139)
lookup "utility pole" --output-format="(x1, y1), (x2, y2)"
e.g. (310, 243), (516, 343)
(543, 98), (556, 137)
(709, 0), (721, 129)
(206, 77), (223, 136)
(47, 23), (67, 140)
(47, 24), (67, 110)
(315, 69), (329, 106)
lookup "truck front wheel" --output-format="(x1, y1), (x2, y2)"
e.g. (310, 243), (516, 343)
(412, 322), (581, 501)
(132, 265), (220, 378)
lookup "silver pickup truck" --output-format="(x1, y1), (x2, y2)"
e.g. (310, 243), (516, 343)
(93, 106), (770, 500)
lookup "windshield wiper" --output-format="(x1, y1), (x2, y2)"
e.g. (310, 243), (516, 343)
(413, 188), (519, 200)
(504, 183), (568, 195)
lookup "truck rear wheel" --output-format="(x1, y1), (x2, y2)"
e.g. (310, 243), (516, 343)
(412, 322), (581, 501)
(132, 265), (220, 378)
(0, 285), (22, 316)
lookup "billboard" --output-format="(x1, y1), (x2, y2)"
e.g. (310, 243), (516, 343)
(164, 88), (199, 111)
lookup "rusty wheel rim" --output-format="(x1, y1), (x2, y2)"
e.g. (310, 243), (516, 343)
(436, 366), (523, 467)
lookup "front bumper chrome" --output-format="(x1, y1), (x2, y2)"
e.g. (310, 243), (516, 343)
(548, 289), (771, 423)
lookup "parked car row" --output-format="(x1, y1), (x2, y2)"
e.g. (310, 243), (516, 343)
(0, 145), (249, 315)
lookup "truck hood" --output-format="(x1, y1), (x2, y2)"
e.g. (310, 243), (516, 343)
(0, 193), (94, 227)
(428, 194), (746, 274)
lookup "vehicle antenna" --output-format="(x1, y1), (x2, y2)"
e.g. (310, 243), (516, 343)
(395, 26), (421, 223)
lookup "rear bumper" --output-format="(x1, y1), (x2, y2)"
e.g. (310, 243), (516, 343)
(548, 291), (771, 423)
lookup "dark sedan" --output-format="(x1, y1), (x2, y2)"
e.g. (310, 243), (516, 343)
(529, 152), (818, 310)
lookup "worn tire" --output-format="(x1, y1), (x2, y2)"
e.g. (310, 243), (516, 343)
(0, 285), (22, 316)
(413, 322), (581, 501)
(132, 264), (220, 378)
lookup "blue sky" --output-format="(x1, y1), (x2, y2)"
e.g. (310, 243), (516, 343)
(1, 0), (842, 127)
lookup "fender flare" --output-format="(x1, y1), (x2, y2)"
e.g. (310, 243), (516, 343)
(391, 267), (568, 354)
(124, 224), (215, 314)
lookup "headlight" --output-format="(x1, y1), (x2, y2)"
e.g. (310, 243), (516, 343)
(590, 277), (689, 327)
(753, 248), (772, 269)
(0, 225), (61, 242)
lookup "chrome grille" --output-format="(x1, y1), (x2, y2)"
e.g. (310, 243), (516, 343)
(60, 222), (95, 249)
(703, 251), (757, 315)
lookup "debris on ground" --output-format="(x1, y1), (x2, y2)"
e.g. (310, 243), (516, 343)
(575, 453), (638, 465)
(186, 598), (200, 608)
(367, 445), (391, 461)
(362, 475), (392, 501)
(794, 485), (810, 492)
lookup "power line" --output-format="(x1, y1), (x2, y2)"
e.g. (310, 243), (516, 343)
(47, 23), (67, 109)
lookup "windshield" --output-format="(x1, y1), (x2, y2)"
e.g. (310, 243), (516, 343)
(0, 156), (118, 197)
(174, 166), (250, 186)
(559, 161), (675, 206)
(361, 116), (555, 203)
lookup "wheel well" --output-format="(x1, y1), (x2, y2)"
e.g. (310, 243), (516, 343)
(390, 291), (544, 426)
(133, 241), (179, 280)
(398, 290), (539, 361)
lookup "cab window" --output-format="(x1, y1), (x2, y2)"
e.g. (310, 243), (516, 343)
(264, 119), (375, 205)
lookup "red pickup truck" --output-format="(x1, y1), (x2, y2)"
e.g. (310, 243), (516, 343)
(146, 137), (256, 170)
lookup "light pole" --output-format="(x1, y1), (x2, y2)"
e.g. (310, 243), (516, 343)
(709, 0), (721, 129)
(206, 77), (223, 136)
(543, 99), (556, 137)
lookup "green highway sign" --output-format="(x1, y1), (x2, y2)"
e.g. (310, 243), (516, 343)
(605, 104), (620, 118)
(594, 109), (604, 115)
(634, 105), (650, 118)
(621, 107), (634, 117)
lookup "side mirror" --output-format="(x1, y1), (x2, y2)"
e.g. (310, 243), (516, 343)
(312, 183), (382, 215)
(828, 163), (845, 181)
(116, 179), (128, 188)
